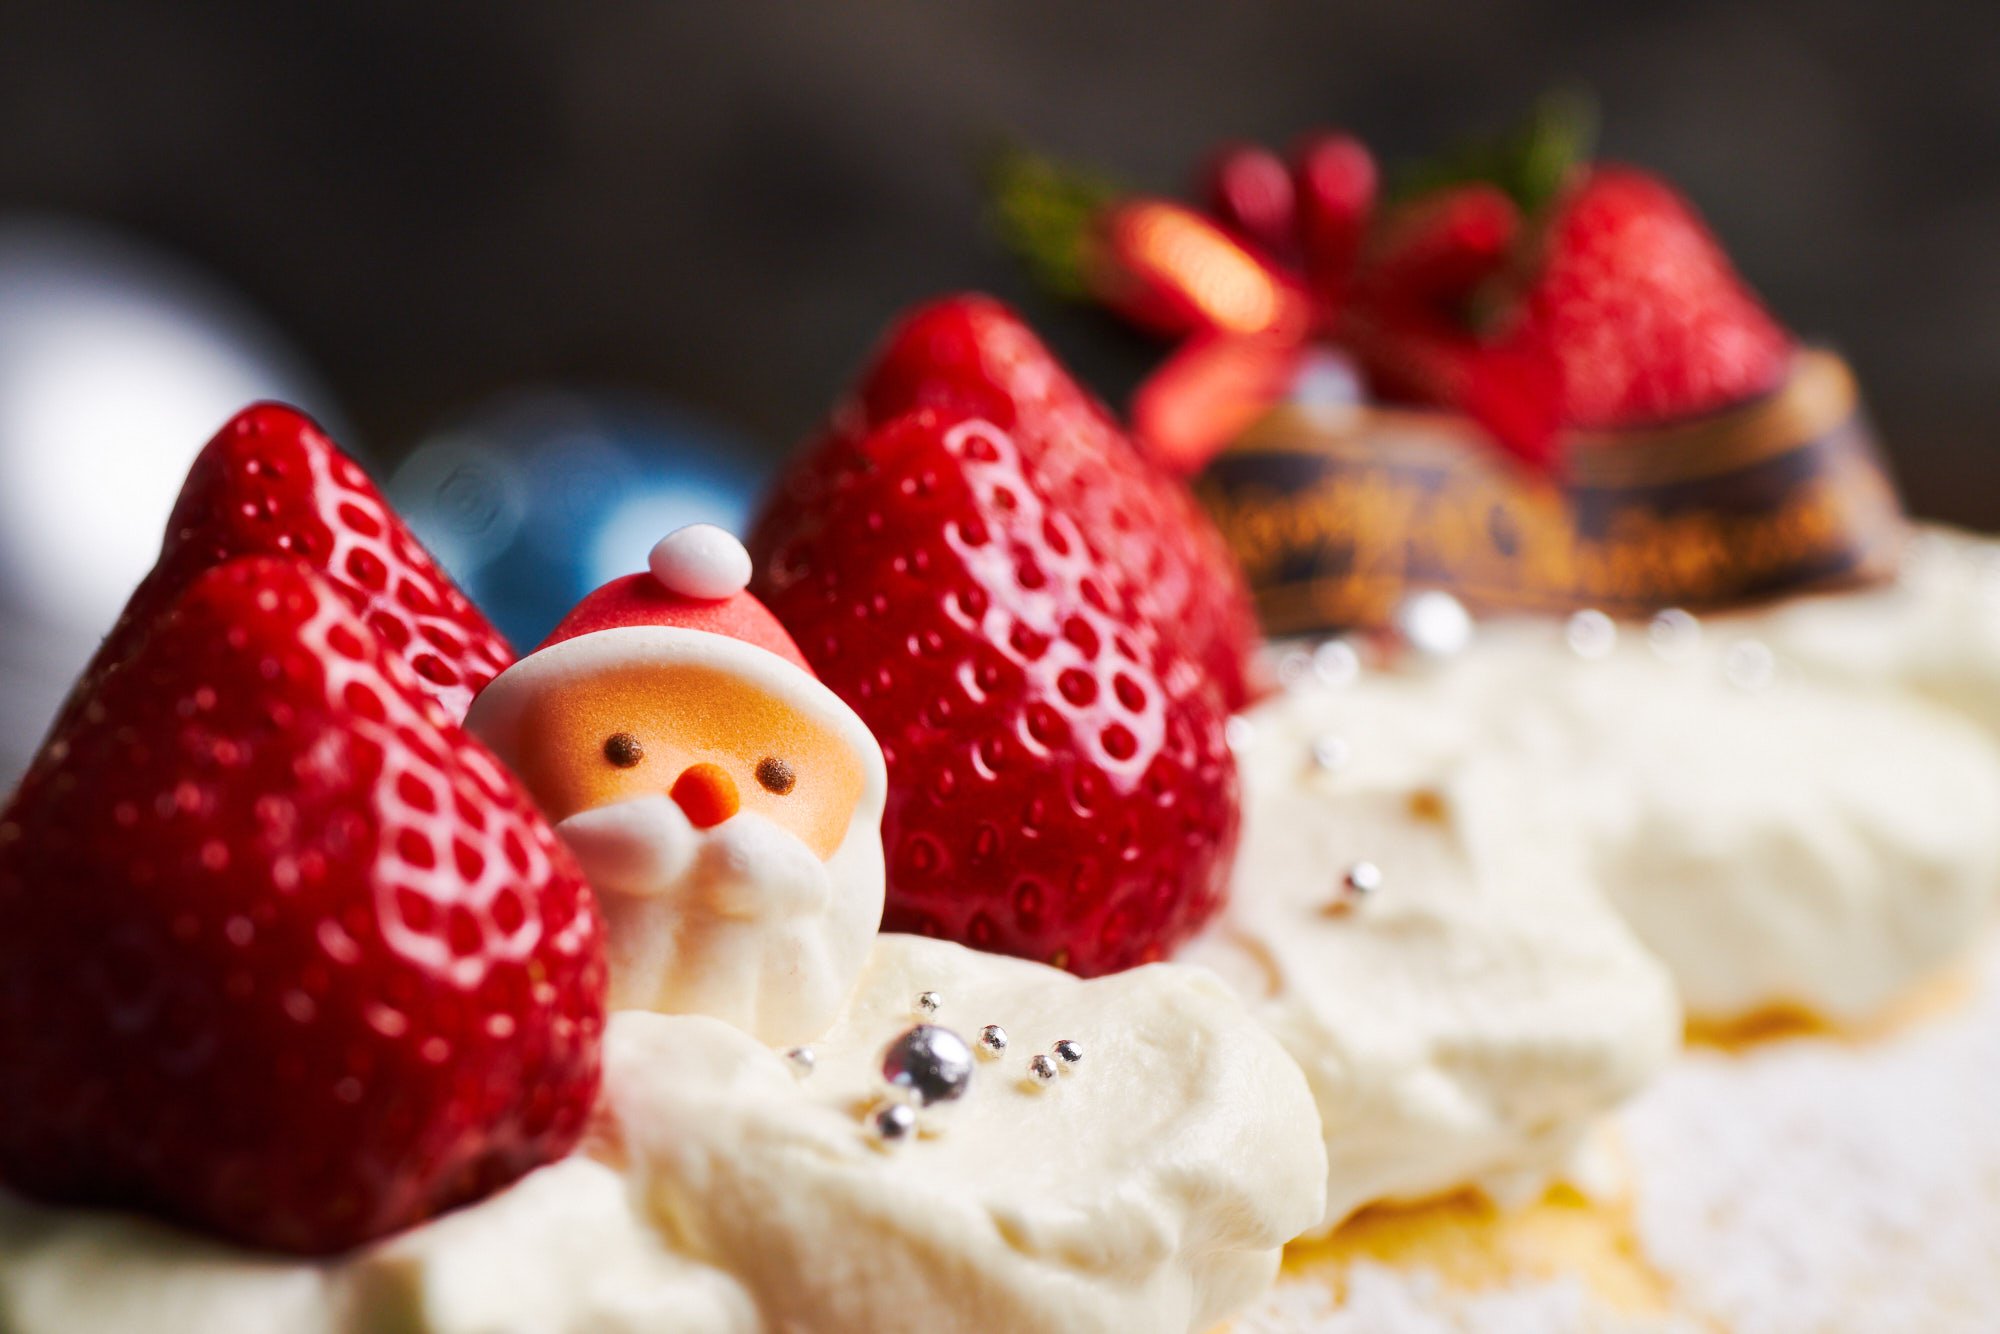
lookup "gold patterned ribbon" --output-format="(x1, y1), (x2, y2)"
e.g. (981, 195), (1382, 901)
(1196, 350), (1906, 635)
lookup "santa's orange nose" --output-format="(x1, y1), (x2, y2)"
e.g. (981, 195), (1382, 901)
(670, 762), (740, 829)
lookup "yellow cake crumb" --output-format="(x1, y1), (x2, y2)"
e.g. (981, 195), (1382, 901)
(1281, 1184), (1676, 1316)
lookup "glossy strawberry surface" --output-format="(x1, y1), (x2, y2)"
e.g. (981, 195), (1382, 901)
(0, 556), (605, 1255)
(1491, 165), (1794, 432)
(775, 294), (1262, 710)
(51, 403), (512, 738)
(753, 406), (1239, 976)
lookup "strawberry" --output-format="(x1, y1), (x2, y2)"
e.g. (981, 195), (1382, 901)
(1091, 198), (1313, 342)
(751, 405), (1239, 976)
(1486, 165), (1794, 432)
(1293, 131), (1379, 325)
(1200, 140), (1298, 262)
(0, 556), (605, 1255)
(50, 403), (512, 741)
(1130, 331), (1304, 476)
(783, 294), (1263, 710)
(1354, 183), (1520, 312)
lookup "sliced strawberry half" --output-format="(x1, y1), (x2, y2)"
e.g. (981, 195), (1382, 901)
(52, 403), (511, 739)
(0, 556), (605, 1255)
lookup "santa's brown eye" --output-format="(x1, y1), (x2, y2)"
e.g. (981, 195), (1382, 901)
(603, 733), (645, 768)
(756, 756), (796, 795)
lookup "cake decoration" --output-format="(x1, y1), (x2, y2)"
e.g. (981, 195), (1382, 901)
(991, 98), (1906, 632)
(1309, 733), (1352, 772)
(1338, 860), (1383, 903)
(749, 310), (1245, 977)
(869, 1101), (919, 1145)
(45, 403), (516, 737)
(1389, 588), (1473, 660)
(758, 293), (1263, 710)
(1564, 608), (1618, 659)
(647, 521), (754, 600)
(0, 415), (1329, 1333)
(467, 525), (888, 1046)
(0, 551), (606, 1255)
(878, 1023), (975, 1108)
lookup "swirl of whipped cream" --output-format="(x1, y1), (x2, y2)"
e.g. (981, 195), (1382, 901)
(1183, 669), (1681, 1233)
(1720, 524), (2000, 740)
(0, 935), (1326, 1333)
(1456, 621), (2000, 1024)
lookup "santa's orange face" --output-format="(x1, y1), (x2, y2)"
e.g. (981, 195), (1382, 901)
(508, 660), (867, 859)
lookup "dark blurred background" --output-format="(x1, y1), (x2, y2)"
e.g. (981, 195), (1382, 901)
(1, 0), (1997, 777)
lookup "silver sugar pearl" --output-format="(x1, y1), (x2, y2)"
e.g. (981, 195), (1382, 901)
(976, 1024), (1009, 1058)
(1026, 1053), (1060, 1086)
(1310, 734), (1351, 772)
(871, 1101), (918, 1144)
(1343, 860), (1383, 898)
(879, 1024), (975, 1108)
(1312, 639), (1362, 687)
(1392, 590), (1474, 661)
(1723, 639), (1777, 692)
(1647, 608), (1701, 661)
(784, 1045), (816, 1078)
(1052, 1039), (1083, 1069)
(1276, 645), (1314, 688)
(915, 990), (942, 1016)
(1565, 609), (1617, 659)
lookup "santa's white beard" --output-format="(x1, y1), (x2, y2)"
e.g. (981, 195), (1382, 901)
(556, 795), (884, 1045)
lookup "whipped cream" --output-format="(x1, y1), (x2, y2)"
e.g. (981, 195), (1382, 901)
(1183, 669), (1680, 1233)
(1452, 621), (2000, 1023)
(1720, 524), (2000, 738)
(0, 934), (1326, 1334)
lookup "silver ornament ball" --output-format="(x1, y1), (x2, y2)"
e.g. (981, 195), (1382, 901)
(880, 1024), (975, 1107)
(1392, 591), (1474, 661)
(872, 1101), (919, 1144)
(1647, 607), (1702, 661)
(1565, 609), (1617, 659)
(1310, 734), (1351, 772)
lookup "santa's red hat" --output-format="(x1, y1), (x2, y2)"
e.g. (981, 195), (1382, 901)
(466, 526), (878, 781)
(534, 524), (813, 671)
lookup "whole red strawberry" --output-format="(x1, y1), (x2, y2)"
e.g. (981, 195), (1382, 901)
(752, 405), (1239, 976)
(1489, 165), (1794, 432)
(1200, 140), (1298, 262)
(776, 294), (1263, 709)
(50, 403), (511, 739)
(0, 556), (605, 1255)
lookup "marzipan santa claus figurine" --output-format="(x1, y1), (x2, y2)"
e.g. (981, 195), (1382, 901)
(469, 524), (887, 1045)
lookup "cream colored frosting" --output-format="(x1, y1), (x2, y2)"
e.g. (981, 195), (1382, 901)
(1526, 635), (2000, 1023)
(1720, 524), (2000, 738)
(1182, 669), (1680, 1234)
(0, 934), (1326, 1334)
(1252, 620), (2000, 1028)
(1446, 621), (2000, 1023)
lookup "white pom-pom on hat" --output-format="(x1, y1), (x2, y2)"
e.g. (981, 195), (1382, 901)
(648, 524), (753, 601)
